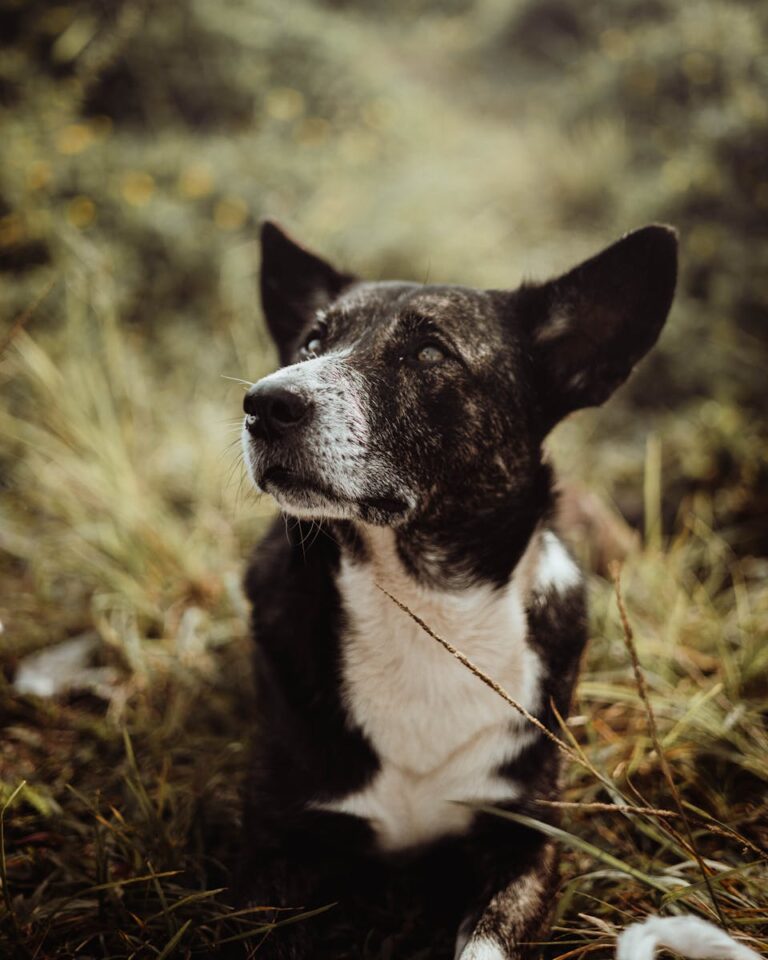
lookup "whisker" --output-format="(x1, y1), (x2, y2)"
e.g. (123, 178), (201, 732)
(224, 453), (245, 491)
(306, 520), (324, 553)
(312, 520), (344, 552)
(235, 471), (249, 506)
(298, 520), (316, 553)
(219, 438), (244, 466)
(297, 520), (310, 563)
(221, 375), (256, 387)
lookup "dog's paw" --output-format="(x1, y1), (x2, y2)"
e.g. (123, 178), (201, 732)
(459, 936), (507, 960)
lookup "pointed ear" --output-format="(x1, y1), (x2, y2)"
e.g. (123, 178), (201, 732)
(259, 220), (356, 363)
(516, 225), (678, 434)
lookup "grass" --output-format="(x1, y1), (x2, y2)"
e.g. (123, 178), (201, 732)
(1, 260), (767, 958)
(1, 0), (767, 955)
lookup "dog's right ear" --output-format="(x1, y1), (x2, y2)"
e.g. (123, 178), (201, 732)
(259, 221), (356, 364)
(513, 225), (678, 435)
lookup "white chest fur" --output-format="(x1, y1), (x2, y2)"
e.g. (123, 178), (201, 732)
(312, 529), (567, 852)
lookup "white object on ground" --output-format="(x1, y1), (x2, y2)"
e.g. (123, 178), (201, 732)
(14, 635), (116, 698)
(617, 915), (762, 960)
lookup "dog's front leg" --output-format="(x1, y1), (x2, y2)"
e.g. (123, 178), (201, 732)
(235, 808), (373, 959)
(236, 851), (329, 960)
(457, 837), (557, 960)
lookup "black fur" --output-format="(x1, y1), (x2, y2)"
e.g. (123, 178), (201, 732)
(235, 222), (677, 958)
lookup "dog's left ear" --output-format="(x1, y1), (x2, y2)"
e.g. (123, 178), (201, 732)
(259, 220), (356, 364)
(513, 225), (678, 435)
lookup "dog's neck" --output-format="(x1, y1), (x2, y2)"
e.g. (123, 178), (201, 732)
(350, 523), (545, 606)
(331, 459), (555, 590)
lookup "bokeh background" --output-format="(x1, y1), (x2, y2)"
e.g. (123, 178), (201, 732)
(1, 1), (767, 957)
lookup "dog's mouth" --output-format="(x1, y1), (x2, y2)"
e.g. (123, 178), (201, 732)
(260, 465), (410, 520)
(261, 465), (341, 507)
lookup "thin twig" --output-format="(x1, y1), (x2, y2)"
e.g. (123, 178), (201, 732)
(535, 800), (678, 818)
(379, 586), (665, 806)
(377, 587), (581, 762)
(535, 801), (767, 859)
(611, 563), (728, 929)
(549, 699), (623, 801)
(378, 583), (767, 883)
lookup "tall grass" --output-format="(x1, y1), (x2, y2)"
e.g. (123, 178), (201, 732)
(1, 263), (767, 956)
(1, 0), (767, 954)
(1, 246), (273, 664)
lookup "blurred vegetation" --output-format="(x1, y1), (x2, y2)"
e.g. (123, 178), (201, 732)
(1, 0), (767, 956)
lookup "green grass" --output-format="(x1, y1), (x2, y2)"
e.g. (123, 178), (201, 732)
(1, 234), (767, 959)
(1, 0), (767, 956)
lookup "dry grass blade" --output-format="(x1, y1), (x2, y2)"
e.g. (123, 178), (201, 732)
(379, 588), (641, 810)
(661, 862), (763, 906)
(0, 276), (56, 358)
(611, 563), (728, 929)
(155, 918), (192, 960)
(143, 887), (226, 923)
(215, 903), (338, 946)
(377, 587), (579, 762)
(71, 870), (182, 897)
(473, 807), (671, 894)
(535, 802), (768, 862)
(0, 782), (28, 953)
(535, 800), (679, 818)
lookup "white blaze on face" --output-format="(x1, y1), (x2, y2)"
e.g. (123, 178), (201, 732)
(241, 350), (384, 511)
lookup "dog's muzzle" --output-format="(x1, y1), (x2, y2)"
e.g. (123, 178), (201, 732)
(243, 383), (312, 442)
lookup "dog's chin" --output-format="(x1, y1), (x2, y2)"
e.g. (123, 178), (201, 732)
(258, 465), (412, 526)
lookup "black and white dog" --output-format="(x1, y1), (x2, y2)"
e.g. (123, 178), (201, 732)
(239, 222), (677, 959)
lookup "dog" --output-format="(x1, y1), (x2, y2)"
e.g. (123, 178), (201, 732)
(238, 220), (677, 959)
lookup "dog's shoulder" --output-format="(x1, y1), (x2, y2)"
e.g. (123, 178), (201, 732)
(244, 518), (381, 803)
(244, 518), (341, 634)
(243, 517), (345, 722)
(525, 529), (589, 714)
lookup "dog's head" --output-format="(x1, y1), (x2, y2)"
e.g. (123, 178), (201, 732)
(242, 221), (677, 528)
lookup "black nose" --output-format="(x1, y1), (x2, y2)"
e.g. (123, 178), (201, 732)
(243, 384), (312, 439)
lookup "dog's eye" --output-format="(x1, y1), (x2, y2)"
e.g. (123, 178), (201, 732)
(414, 343), (446, 366)
(300, 325), (326, 358)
